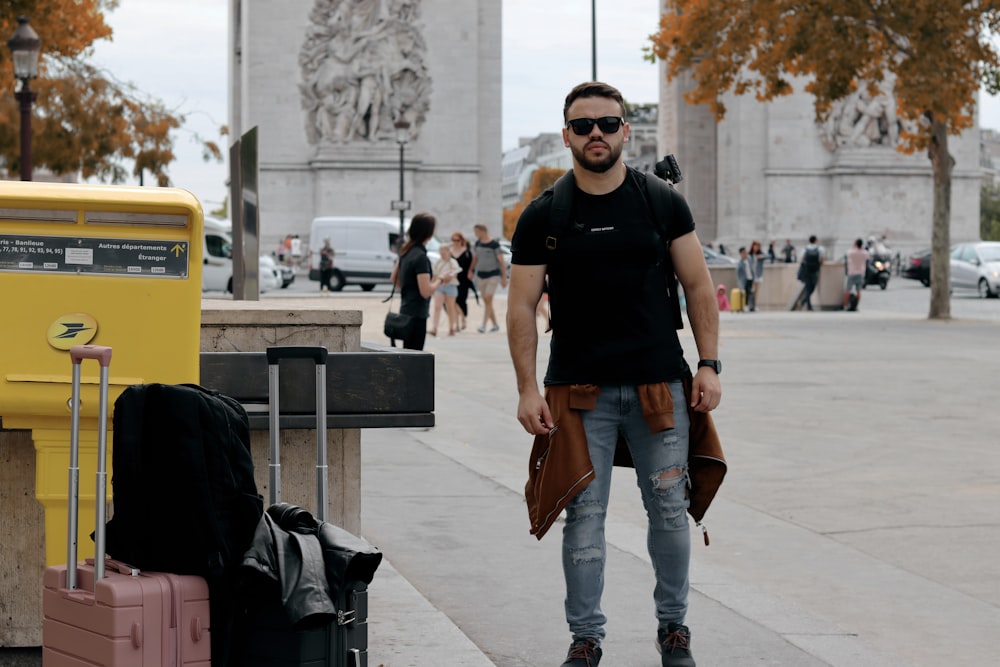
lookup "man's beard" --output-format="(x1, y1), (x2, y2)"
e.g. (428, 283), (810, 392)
(570, 140), (622, 174)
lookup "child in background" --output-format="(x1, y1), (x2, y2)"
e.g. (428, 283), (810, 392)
(716, 284), (731, 312)
(429, 245), (461, 336)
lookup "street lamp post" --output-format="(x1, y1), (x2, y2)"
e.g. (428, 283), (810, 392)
(393, 119), (411, 244)
(591, 0), (597, 81)
(7, 16), (41, 182)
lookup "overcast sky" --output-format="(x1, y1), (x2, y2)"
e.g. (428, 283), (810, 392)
(85, 0), (1000, 212)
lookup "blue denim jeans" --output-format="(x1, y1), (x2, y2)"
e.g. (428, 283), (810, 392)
(563, 382), (691, 643)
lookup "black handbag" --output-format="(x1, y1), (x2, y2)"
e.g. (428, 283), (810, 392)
(383, 311), (414, 339)
(382, 281), (414, 340)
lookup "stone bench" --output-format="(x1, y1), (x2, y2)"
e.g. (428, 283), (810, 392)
(198, 347), (435, 430)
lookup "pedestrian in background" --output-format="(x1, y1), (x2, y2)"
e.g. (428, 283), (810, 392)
(318, 238), (336, 293)
(290, 234), (303, 268)
(782, 238), (797, 264)
(748, 240), (765, 312)
(449, 231), (474, 331)
(767, 241), (777, 263)
(279, 234), (292, 264)
(507, 81), (723, 667)
(429, 245), (461, 336)
(843, 238), (869, 311)
(716, 283), (731, 311)
(736, 246), (752, 313)
(798, 235), (824, 311)
(388, 212), (451, 350)
(470, 223), (507, 333)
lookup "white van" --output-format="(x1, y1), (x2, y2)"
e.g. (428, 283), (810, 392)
(202, 216), (280, 293)
(307, 216), (401, 291)
(202, 216), (234, 291)
(308, 216), (443, 291)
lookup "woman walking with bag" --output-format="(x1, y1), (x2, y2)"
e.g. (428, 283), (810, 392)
(449, 231), (474, 331)
(388, 212), (452, 350)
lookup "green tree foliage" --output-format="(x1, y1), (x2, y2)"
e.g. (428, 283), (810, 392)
(0, 2), (221, 185)
(648, 0), (1000, 320)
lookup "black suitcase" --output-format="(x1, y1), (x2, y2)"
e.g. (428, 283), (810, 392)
(235, 346), (381, 667)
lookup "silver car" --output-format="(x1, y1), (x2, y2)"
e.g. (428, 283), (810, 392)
(950, 242), (1000, 298)
(703, 245), (738, 266)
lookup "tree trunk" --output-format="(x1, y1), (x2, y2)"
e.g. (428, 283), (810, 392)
(927, 117), (953, 320)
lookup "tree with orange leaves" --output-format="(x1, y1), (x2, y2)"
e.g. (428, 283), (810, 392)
(0, 2), (221, 186)
(503, 167), (565, 240)
(648, 0), (1000, 319)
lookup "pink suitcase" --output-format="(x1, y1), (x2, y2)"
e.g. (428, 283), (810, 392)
(42, 345), (212, 666)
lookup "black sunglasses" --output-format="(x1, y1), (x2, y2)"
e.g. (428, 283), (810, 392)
(566, 116), (625, 136)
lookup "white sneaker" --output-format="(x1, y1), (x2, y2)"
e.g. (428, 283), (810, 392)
(477, 325), (487, 333)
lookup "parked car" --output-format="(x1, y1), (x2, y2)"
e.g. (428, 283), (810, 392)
(703, 246), (738, 266)
(950, 242), (1000, 298)
(275, 262), (295, 288)
(201, 216), (280, 293)
(901, 249), (931, 287)
(257, 255), (283, 292)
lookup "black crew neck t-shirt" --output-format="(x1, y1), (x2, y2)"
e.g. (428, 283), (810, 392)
(399, 244), (431, 318)
(511, 172), (695, 385)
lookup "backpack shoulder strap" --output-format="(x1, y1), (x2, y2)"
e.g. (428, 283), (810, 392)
(642, 170), (676, 242)
(545, 169), (578, 250)
(638, 168), (685, 330)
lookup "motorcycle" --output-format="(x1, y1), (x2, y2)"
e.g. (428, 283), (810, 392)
(865, 254), (891, 290)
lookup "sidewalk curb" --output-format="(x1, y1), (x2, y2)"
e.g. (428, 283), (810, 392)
(368, 558), (495, 667)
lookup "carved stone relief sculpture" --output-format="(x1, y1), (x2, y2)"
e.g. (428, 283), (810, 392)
(819, 74), (917, 151)
(300, 0), (431, 145)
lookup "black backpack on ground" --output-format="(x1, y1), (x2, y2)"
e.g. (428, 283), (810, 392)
(104, 382), (264, 667)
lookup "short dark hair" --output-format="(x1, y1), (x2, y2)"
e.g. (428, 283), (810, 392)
(809, 235), (818, 243)
(564, 82), (626, 121)
(855, 238), (864, 248)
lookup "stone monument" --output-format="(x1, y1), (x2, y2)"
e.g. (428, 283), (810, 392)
(230, 0), (502, 248)
(659, 68), (982, 257)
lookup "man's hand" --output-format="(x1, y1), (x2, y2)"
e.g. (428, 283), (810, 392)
(690, 368), (722, 412)
(517, 389), (554, 435)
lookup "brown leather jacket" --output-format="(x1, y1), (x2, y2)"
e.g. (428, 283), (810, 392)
(525, 379), (726, 540)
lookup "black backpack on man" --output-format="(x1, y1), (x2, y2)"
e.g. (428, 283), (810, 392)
(544, 155), (687, 330)
(803, 246), (822, 274)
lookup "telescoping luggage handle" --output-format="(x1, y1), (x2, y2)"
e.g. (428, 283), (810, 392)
(266, 346), (329, 522)
(67, 345), (113, 591)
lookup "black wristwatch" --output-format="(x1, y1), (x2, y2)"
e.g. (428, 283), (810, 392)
(697, 359), (722, 375)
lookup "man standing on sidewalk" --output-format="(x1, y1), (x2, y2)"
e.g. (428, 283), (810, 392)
(469, 223), (508, 332)
(799, 235), (824, 310)
(506, 81), (722, 667)
(843, 238), (869, 311)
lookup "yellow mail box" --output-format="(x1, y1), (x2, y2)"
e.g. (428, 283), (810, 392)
(0, 180), (204, 565)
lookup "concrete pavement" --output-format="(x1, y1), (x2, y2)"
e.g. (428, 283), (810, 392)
(6, 284), (993, 667)
(352, 289), (999, 666)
